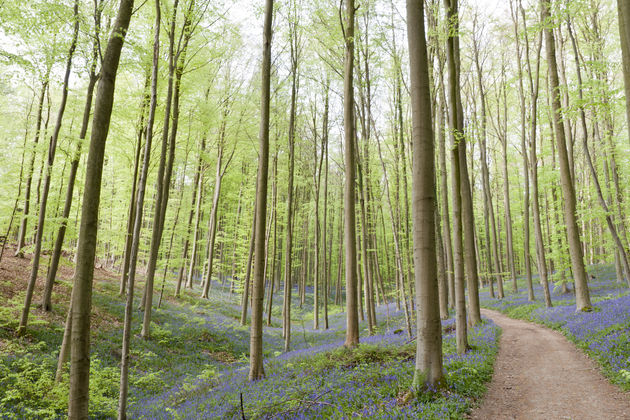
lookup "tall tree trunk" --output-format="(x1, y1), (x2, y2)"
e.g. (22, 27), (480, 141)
(18, 0), (80, 332)
(240, 197), (257, 325)
(343, 0), (359, 348)
(437, 88), (455, 309)
(117, 2), (159, 417)
(312, 101), (324, 330)
(322, 81), (330, 329)
(566, 17), (630, 287)
(282, 1), (299, 350)
(68, 0), (134, 417)
(140, 0), (183, 339)
(407, 0), (444, 391)
(497, 66), (518, 294)
(0, 95), (34, 263)
(444, 0), (469, 352)
(617, 0), (630, 146)
(200, 133), (231, 299)
(249, 0), (273, 382)
(511, 0), (534, 301)
(524, 24), (552, 307)
(46, 1), (103, 306)
(541, 0), (591, 311)
(15, 75), (50, 258)
(266, 153), (279, 326)
(119, 74), (148, 296)
(175, 135), (204, 296)
(472, 20), (500, 300)
(514, 0), (542, 302)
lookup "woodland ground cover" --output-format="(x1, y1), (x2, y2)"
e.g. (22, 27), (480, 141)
(0, 251), (499, 419)
(479, 264), (630, 391)
(129, 309), (499, 419)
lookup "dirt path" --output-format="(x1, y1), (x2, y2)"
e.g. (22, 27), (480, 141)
(469, 309), (629, 420)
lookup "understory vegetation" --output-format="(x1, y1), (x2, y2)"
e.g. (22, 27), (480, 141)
(0, 251), (499, 419)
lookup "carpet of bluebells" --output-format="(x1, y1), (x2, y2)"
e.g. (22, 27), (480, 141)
(129, 305), (499, 419)
(480, 264), (630, 390)
(1, 271), (500, 419)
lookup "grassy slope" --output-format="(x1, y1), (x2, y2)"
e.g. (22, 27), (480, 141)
(0, 248), (499, 419)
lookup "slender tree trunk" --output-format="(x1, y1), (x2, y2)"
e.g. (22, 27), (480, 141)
(498, 72), (517, 293)
(282, 2), (299, 349)
(0, 95), (34, 263)
(266, 153), (278, 326)
(15, 76), (50, 258)
(472, 22), (500, 300)
(377, 125), (412, 338)
(541, 0), (591, 311)
(200, 140), (227, 299)
(322, 82), (330, 329)
(240, 201), (256, 325)
(312, 106), (324, 330)
(511, 0), (534, 300)
(67, 0), (134, 417)
(140, 0), (184, 339)
(248, 0), (273, 381)
(526, 28), (552, 307)
(187, 149), (206, 290)
(117, 3), (159, 417)
(566, 18), (630, 287)
(444, 0), (469, 352)
(19, 1), (79, 332)
(342, 0), (359, 348)
(518, 1), (537, 300)
(437, 90), (455, 309)
(119, 76), (148, 296)
(617, 0), (630, 146)
(175, 136), (204, 296)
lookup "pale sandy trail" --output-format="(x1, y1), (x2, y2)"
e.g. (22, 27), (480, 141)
(469, 308), (630, 420)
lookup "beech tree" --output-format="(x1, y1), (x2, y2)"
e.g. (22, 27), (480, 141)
(407, 0), (444, 391)
(249, 0), (274, 381)
(443, 0), (469, 353)
(343, 0), (360, 349)
(541, 0), (591, 311)
(68, 0), (134, 417)
(18, 0), (80, 333)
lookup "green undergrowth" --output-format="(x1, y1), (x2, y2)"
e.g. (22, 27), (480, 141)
(0, 253), (501, 419)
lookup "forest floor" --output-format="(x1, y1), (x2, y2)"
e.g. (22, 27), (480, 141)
(0, 246), (499, 419)
(470, 309), (629, 419)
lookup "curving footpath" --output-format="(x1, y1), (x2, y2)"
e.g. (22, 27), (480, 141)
(470, 309), (630, 420)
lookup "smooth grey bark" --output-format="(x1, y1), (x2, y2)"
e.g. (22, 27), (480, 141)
(176, 135), (203, 296)
(119, 73), (149, 296)
(566, 17), (630, 288)
(140, 0), (182, 339)
(117, 1), (159, 416)
(282, 6), (299, 349)
(68, 0), (134, 417)
(541, 0), (591, 311)
(511, 0), (535, 301)
(617, 0), (630, 146)
(200, 124), (234, 299)
(443, 0), (469, 353)
(249, 0), (273, 381)
(407, 0), (444, 391)
(343, 0), (359, 348)
(471, 17), (500, 300)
